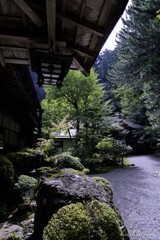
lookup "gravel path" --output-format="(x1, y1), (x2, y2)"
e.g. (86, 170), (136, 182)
(92, 155), (160, 240)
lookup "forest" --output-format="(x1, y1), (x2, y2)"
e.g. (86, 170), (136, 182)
(0, 0), (160, 239)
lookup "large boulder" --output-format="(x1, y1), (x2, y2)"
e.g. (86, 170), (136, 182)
(33, 172), (129, 240)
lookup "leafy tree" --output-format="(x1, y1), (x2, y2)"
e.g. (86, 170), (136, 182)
(42, 69), (113, 159)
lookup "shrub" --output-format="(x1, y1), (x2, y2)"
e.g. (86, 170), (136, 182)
(43, 200), (123, 240)
(96, 137), (132, 166)
(48, 152), (84, 171)
(15, 175), (38, 199)
(92, 177), (113, 197)
(6, 148), (43, 175)
(82, 157), (101, 172)
(7, 233), (22, 240)
(0, 155), (14, 185)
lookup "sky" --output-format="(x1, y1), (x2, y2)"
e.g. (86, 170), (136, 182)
(101, 0), (131, 52)
(101, 18), (123, 51)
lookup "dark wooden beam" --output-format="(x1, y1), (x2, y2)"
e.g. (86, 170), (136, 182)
(0, 33), (66, 49)
(68, 45), (94, 58)
(73, 57), (90, 76)
(98, 0), (114, 27)
(46, 0), (56, 50)
(13, 0), (44, 28)
(57, 11), (104, 37)
(5, 58), (29, 65)
(0, 48), (6, 67)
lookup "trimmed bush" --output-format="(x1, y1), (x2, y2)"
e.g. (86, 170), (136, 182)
(0, 154), (14, 185)
(43, 200), (123, 240)
(15, 175), (38, 199)
(48, 152), (84, 171)
(92, 177), (113, 197)
(6, 148), (43, 175)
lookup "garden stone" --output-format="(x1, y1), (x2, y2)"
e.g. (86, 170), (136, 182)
(33, 172), (129, 240)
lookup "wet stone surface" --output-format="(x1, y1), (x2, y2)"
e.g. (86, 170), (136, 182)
(93, 155), (160, 240)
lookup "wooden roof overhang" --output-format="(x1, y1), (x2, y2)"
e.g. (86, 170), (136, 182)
(0, 0), (128, 86)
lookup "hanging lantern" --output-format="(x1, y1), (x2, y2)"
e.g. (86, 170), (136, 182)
(29, 50), (73, 87)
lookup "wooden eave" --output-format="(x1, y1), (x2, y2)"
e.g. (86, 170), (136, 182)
(0, 0), (128, 75)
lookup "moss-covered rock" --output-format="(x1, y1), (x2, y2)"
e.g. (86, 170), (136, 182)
(43, 200), (123, 240)
(48, 152), (84, 171)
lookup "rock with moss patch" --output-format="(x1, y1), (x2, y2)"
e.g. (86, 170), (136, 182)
(43, 200), (123, 240)
(33, 172), (129, 240)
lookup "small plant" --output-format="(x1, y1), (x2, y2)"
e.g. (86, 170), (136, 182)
(48, 152), (84, 171)
(8, 233), (22, 240)
(15, 175), (38, 199)
(43, 200), (123, 240)
(92, 177), (113, 197)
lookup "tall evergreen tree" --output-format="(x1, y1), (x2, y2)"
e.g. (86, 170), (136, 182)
(109, 0), (160, 145)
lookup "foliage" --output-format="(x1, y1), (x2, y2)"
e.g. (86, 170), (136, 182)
(15, 175), (38, 199)
(6, 148), (42, 175)
(94, 49), (117, 91)
(81, 156), (102, 172)
(93, 49), (120, 110)
(0, 155), (14, 185)
(48, 152), (84, 171)
(7, 233), (22, 240)
(96, 137), (132, 166)
(92, 177), (113, 197)
(42, 69), (113, 160)
(43, 200), (123, 240)
(109, 0), (160, 147)
(42, 69), (106, 130)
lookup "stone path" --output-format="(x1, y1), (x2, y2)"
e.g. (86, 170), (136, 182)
(93, 155), (160, 240)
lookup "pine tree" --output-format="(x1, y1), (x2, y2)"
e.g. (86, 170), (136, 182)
(109, 0), (160, 145)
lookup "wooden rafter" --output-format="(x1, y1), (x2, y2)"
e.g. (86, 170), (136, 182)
(13, 0), (44, 28)
(0, 34), (66, 49)
(68, 45), (94, 58)
(46, 0), (56, 50)
(57, 11), (104, 37)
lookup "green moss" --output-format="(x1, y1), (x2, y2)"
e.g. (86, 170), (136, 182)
(92, 177), (113, 196)
(50, 168), (87, 178)
(43, 200), (123, 240)
(48, 152), (84, 171)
